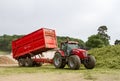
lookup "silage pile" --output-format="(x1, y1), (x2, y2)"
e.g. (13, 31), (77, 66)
(0, 55), (17, 64)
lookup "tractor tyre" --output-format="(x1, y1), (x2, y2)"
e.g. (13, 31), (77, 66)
(53, 52), (66, 69)
(25, 57), (33, 67)
(84, 55), (96, 69)
(68, 55), (81, 70)
(18, 58), (25, 67)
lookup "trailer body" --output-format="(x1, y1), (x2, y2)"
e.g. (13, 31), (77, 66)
(12, 28), (57, 60)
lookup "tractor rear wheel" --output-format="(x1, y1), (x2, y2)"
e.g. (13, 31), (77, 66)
(68, 55), (81, 70)
(84, 55), (96, 69)
(53, 52), (66, 69)
(18, 58), (25, 67)
(25, 57), (33, 67)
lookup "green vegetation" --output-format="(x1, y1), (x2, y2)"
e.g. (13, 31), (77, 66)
(86, 26), (110, 49)
(115, 39), (120, 45)
(88, 45), (120, 69)
(86, 34), (105, 48)
(0, 65), (119, 75)
(0, 34), (23, 52)
(0, 65), (120, 81)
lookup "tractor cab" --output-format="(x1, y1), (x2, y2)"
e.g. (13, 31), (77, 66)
(60, 41), (79, 56)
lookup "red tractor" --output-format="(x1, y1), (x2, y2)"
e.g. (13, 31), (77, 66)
(53, 41), (96, 70)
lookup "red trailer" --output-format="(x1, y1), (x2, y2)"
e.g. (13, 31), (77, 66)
(12, 28), (57, 67)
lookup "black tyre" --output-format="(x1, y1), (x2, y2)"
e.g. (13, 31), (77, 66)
(68, 55), (81, 70)
(18, 58), (25, 67)
(33, 61), (42, 67)
(53, 52), (66, 69)
(84, 55), (96, 69)
(25, 57), (33, 67)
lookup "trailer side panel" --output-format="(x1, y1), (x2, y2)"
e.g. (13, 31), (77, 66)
(12, 28), (57, 59)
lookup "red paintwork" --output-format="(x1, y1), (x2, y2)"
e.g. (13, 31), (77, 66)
(33, 58), (53, 64)
(12, 28), (57, 59)
(72, 49), (87, 59)
(56, 50), (65, 56)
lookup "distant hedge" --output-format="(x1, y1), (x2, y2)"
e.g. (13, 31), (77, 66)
(0, 34), (23, 51)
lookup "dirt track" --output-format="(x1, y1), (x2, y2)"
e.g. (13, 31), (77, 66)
(0, 71), (120, 81)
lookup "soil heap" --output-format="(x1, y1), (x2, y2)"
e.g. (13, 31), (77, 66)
(0, 55), (16, 64)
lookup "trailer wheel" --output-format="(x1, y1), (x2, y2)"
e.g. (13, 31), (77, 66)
(68, 55), (81, 70)
(53, 52), (66, 69)
(84, 55), (96, 69)
(36, 62), (42, 67)
(18, 58), (25, 67)
(33, 61), (42, 67)
(25, 57), (33, 67)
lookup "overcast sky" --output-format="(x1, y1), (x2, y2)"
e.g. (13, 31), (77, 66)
(0, 0), (120, 44)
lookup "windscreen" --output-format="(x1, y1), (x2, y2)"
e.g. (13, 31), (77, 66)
(67, 43), (79, 49)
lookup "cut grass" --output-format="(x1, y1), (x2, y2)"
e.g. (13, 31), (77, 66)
(0, 65), (120, 75)
(88, 45), (120, 69)
(0, 65), (120, 81)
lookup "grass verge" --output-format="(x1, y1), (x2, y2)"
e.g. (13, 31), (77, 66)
(0, 65), (120, 75)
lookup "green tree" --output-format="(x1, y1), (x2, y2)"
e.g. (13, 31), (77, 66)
(97, 26), (110, 45)
(97, 25), (110, 40)
(114, 40), (120, 45)
(98, 25), (107, 34)
(0, 34), (23, 52)
(86, 34), (104, 49)
(86, 26), (110, 49)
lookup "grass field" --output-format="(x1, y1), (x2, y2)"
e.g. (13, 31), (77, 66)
(0, 65), (120, 81)
(0, 65), (119, 75)
(0, 51), (9, 55)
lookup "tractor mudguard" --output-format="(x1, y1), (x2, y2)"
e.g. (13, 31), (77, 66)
(56, 50), (65, 57)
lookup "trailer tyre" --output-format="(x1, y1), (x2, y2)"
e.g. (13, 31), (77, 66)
(36, 62), (42, 67)
(68, 55), (81, 70)
(25, 57), (33, 67)
(33, 61), (42, 67)
(53, 52), (66, 69)
(84, 55), (96, 69)
(18, 58), (25, 67)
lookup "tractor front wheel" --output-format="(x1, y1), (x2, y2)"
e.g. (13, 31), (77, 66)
(68, 55), (81, 70)
(84, 55), (96, 69)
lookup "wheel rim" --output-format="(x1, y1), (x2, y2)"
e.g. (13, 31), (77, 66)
(54, 56), (61, 66)
(69, 59), (75, 68)
(18, 62), (22, 66)
(68, 55), (80, 70)
(18, 58), (25, 66)
(25, 60), (29, 66)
